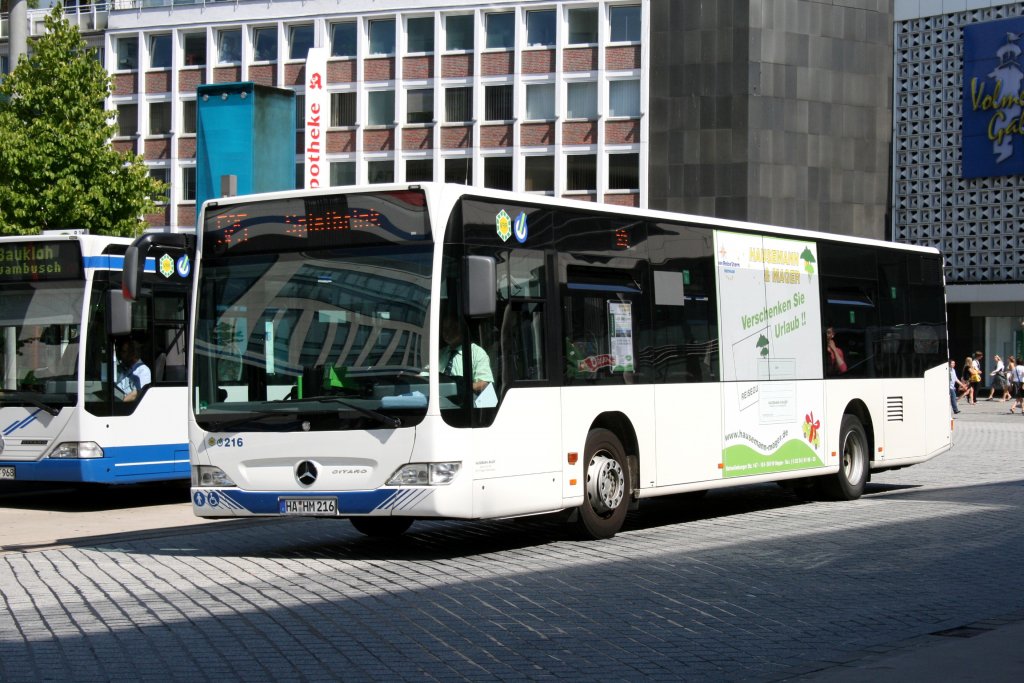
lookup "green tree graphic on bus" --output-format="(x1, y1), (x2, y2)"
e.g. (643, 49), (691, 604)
(756, 334), (770, 358)
(800, 247), (816, 281)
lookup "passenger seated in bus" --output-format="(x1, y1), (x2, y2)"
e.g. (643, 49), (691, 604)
(439, 315), (496, 407)
(826, 326), (847, 375)
(115, 337), (151, 402)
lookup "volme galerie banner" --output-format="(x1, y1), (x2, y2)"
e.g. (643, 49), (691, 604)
(963, 17), (1024, 178)
(715, 231), (826, 479)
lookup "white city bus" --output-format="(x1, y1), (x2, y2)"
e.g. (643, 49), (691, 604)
(186, 184), (950, 538)
(0, 232), (192, 485)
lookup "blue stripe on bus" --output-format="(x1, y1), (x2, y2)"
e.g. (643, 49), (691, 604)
(208, 488), (397, 515)
(82, 256), (124, 270)
(80, 256), (156, 273)
(4, 409), (43, 435)
(0, 442), (189, 484)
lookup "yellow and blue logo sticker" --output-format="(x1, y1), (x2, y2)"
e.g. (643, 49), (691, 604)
(158, 253), (175, 278)
(496, 210), (512, 242)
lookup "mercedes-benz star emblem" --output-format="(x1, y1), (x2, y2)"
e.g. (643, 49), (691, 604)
(296, 461), (318, 486)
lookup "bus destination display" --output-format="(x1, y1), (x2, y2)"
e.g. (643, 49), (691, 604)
(0, 241), (83, 282)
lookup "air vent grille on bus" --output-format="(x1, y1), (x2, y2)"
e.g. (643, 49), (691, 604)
(887, 396), (905, 422)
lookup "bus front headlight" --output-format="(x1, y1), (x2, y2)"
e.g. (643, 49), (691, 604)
(49, 442), (104, 459)
(192, 466), (236, 487)
(387, 462), (461, 486)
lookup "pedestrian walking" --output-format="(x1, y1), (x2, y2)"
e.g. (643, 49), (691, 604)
(988, 354), (1007, 400)
(949, 359), (965, 414)
(1009, 358), (1024, 414)
(963, 354), (980, 405)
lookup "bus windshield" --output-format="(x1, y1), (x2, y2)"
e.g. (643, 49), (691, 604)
(0, 282), (83, 409)
(194, 190), (432, 431)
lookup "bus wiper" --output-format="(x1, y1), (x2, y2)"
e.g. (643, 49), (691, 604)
(204, 412), (299, 432)
(292, 395), (402, 429)
(0, 390), (61, 416)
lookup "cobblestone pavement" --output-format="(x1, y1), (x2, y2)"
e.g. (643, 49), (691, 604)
(1, 410), (1022, 682)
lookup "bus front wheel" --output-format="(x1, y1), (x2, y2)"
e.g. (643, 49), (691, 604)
(820, 415), (868, 501)
(350, 516), (413, 537)
(575, 428), (631, 540)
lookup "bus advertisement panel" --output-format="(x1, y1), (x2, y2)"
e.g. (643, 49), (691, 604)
(716, 231), (826, 479)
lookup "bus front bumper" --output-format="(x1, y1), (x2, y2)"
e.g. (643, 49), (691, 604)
(191, 486), (452, 518)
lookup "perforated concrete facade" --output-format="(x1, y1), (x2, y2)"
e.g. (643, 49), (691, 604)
(894, 1), (1024, 285)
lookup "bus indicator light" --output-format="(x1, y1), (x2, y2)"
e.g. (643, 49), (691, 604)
(568, 452), (578, 465)
(570, 479), (577, 486)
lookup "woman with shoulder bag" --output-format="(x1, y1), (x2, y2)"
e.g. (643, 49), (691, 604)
(964, 355), (979, 405)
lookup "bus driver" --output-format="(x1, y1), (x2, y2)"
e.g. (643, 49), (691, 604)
(439, 315), (496, 407)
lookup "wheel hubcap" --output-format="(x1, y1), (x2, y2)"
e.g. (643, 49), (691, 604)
(586, 452), (625, 515)
(843, 433), (866, 485)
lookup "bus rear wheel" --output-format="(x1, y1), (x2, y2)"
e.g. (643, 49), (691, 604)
(575, 429), (630, 540)
(820, 414), (868, 501)
(349, 516), (413, 537)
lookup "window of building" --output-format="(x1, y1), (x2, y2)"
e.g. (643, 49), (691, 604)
(149, 167), (170, 192)
(566, 154), (597, 191)
(484, 157), (513, 191)
(331, 92), (357, 126)
(525, 156), (554, 192)
(567, 81), (597, 119)
(407, 17), (435, 54)
(116, 36), (138, 71)
(295, 95), (305, 131)
(445, 158), (473, 184)
(1, 55), (8, 75)
(446, 14), (474, 51)
(486, 12), (515, 49)
(406, 159), (434, 182)
(253, 27), (278, 62)
(485, 85), (514, 121)
(182, 100), (197, 134)
(368, 90), (395, 125)
(218, 29), (241, 64)
(407, 89), (434, 124)
(610, 5), (642, 42)
(331, 22), (357, 58)
(182, 166), (197, 201)
(608, 153), (639, 189)
(149, 102), (172, 135)
(526, 10), (556, 47)
(568, 7), (599, 45)
(149, 34), (171, 69)
(116, 104), (138, 137)
(368, 160), (395, 183)
(183, 33), (206, 67)
(445, 86), (473, 123)
(369, 19), (396, 55)
(609, 79), (640, 117)
(289, 24), (314, 60)
(525, 83), (555, 120)
(330, 161), (356, 186)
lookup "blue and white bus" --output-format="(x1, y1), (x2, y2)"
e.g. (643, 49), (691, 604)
(0, 231), (192, 484)
(186, 184), (951, 538)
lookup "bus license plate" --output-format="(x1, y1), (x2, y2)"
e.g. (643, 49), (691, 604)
(0, 466), (14, 480)
(279, 497), (337, 515)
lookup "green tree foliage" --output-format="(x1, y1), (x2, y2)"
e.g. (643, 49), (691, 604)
(0, 5), (166, 235)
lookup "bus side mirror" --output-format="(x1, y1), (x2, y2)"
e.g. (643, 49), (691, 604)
(122, 245), (142, 302)
(122, 231), (195, 302)
(108, 290), (133, 337)
(465, 255), (496, 318)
